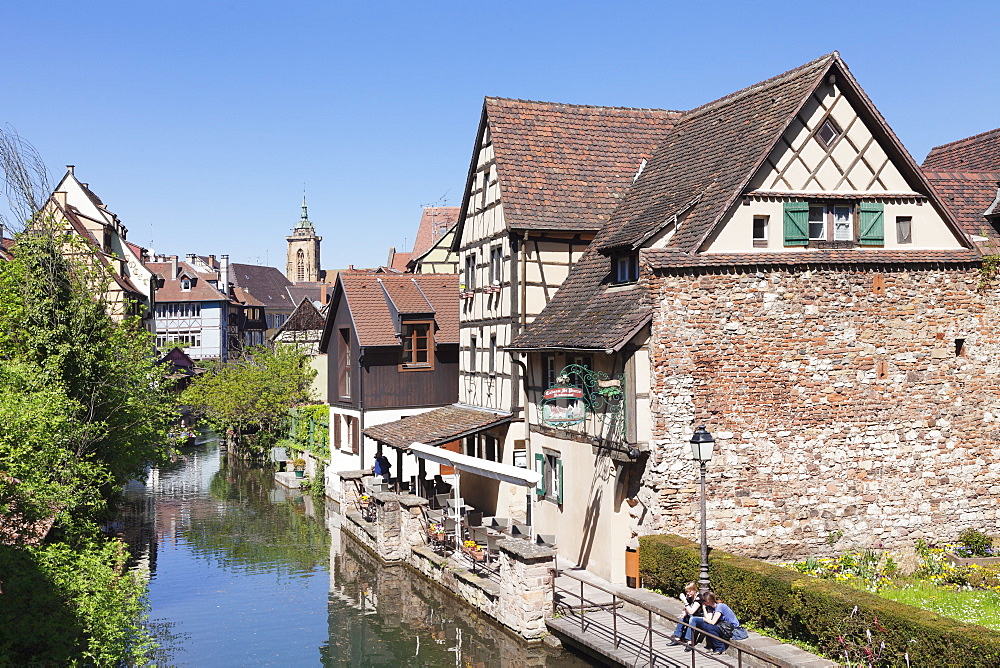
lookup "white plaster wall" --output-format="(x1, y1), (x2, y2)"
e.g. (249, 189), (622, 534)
(709, 198), (959, 252)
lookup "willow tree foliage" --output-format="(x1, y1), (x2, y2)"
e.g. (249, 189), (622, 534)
(0, 228), (174, 664)
(181, 344), (315, 458)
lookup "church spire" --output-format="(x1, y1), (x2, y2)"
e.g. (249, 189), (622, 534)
(295, 190), (314, 231)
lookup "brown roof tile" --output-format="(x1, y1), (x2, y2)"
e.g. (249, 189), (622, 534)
(924, 128), (1000, 171)
(412, 207), (460, 257)
(923, 170), (1000, 254)
(363, 405), (512, 450)
(148, 260), (230, 302)
(230, 263), (294, 309)
(458, 99), (681, 239)
(340, 273), (459, 347)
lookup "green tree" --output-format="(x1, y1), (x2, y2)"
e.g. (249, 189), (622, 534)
(181, 344), (315, 458)
(0, 221), (174, 664)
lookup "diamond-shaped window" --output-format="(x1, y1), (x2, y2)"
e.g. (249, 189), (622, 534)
(817, 118), (841, 147)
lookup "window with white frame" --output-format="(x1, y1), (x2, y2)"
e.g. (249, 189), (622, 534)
(612, 253), (638, 284)
(816, 118), (842, 147)
(543, 354), (557, 389)
(809, 204), (854, 241)
(753, 215), (768, 247)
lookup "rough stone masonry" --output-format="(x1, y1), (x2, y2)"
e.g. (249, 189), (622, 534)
(640, 263), (1000, 560)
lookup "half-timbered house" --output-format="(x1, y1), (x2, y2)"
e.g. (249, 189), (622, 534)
(511, 52), (996, 581)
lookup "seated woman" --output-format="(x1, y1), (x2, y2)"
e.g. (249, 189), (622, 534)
(689, 592), (748, 654)
(669, 582), (702, 645)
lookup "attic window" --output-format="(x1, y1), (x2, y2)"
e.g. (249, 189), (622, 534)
(612, 253), (639, 284)
(181, 278), (191, 291)
(817, 118), (841, 147)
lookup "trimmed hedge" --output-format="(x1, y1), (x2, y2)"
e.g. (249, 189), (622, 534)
(639, 534), (1000, 667)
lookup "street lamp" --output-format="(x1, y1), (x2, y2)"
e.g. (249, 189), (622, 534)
(690, 425), (715, 594)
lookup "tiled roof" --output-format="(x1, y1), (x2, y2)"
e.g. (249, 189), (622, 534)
(0, 237), (14, 261)
(470, 98), (681, 235)
(597, 53), (838, 252)
(362, 405), (512, 450)
(232, 285), (266, 307)
(338, 273), (458, 347)
(923, 170), (1000, 254)
(412, 207), (460, 257)
(642, 247), (982, 268)
(508, 247), (652, 350)
(148, 260), (230, 302)
(390, 251), (411, 272)
(924, 127), (1000, 171)
(381, 277), (433, 314)
(287, 284), (326, 305)
(230, 263), (294, 309)
(275, 296), (326, 334)
(513, 53), (977, 352)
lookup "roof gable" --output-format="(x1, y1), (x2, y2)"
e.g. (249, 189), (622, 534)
(451, 98), (681, 249)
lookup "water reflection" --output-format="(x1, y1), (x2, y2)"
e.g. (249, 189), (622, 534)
(121, 438), (589, 666)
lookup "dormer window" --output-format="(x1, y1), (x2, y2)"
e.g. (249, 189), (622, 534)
(181, 278), (192, 291)
(400, 321), (434, 370)
(612, 253), (638, 284)
(817, 118), (841, 147)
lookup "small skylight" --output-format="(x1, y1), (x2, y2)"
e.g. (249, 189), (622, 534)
(817, 118), (841, 147)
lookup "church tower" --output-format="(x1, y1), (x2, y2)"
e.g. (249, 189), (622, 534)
(286, 195), (322, 283)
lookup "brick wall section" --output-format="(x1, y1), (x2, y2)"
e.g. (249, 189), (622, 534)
(642, 264), (1000, 560)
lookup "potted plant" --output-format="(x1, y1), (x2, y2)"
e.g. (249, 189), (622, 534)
(463, 539), (484, 561)
(428, 523), (445, 541)
(293, 458), (306, 478)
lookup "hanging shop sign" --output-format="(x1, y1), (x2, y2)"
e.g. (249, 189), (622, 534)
(539, 364), (625, 430)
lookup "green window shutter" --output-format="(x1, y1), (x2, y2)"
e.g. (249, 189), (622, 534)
(534, 453), (546, 496)
(783, 201), (809, 246)
(556, 458), (564, 505)
(859, 202), (885, 246)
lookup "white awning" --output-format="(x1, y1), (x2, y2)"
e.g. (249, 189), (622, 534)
(408, 441), (541, 487)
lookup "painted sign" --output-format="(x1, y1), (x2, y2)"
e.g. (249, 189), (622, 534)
(543, 387), (584, 400)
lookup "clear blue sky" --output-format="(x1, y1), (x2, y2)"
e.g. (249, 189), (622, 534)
(1, 1), (996, 270)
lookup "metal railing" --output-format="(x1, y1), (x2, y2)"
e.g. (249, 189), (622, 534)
(551, 567), (784, 668)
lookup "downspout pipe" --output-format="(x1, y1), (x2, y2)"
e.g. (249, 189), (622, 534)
(358, 349), (365, 467)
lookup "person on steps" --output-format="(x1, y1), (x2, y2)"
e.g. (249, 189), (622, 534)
(669, 582), (702, 645)
(689, 591), (748, 654)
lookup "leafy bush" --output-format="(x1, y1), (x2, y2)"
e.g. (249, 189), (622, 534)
(287, 404), (329, 459)
(958, 529), (995, 558)
(640, 534), (1000, 667)
(0, 537), (153, 665)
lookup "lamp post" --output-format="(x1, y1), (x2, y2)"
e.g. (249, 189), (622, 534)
(690, 425), (715, 595)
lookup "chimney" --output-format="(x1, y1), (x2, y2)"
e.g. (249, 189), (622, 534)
(66, 165), (75, 175)
(219, 255), (230, 294)
(186, 253), (196, 265)
(208, 254), (216, 268)
(321, 287), (329, 305)
(170, 255), (178, 280)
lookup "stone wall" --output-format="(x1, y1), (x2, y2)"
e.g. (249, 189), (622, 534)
(641, 264), (1000, 560)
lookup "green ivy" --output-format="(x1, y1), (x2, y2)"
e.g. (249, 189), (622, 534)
(287, 404), (329, 460)
(640, 534), (1000, 667)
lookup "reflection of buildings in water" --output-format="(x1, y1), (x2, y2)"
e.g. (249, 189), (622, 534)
(327, 522), (571, 667)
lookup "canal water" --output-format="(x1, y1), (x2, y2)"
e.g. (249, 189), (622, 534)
(121, 436), (591, 667)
